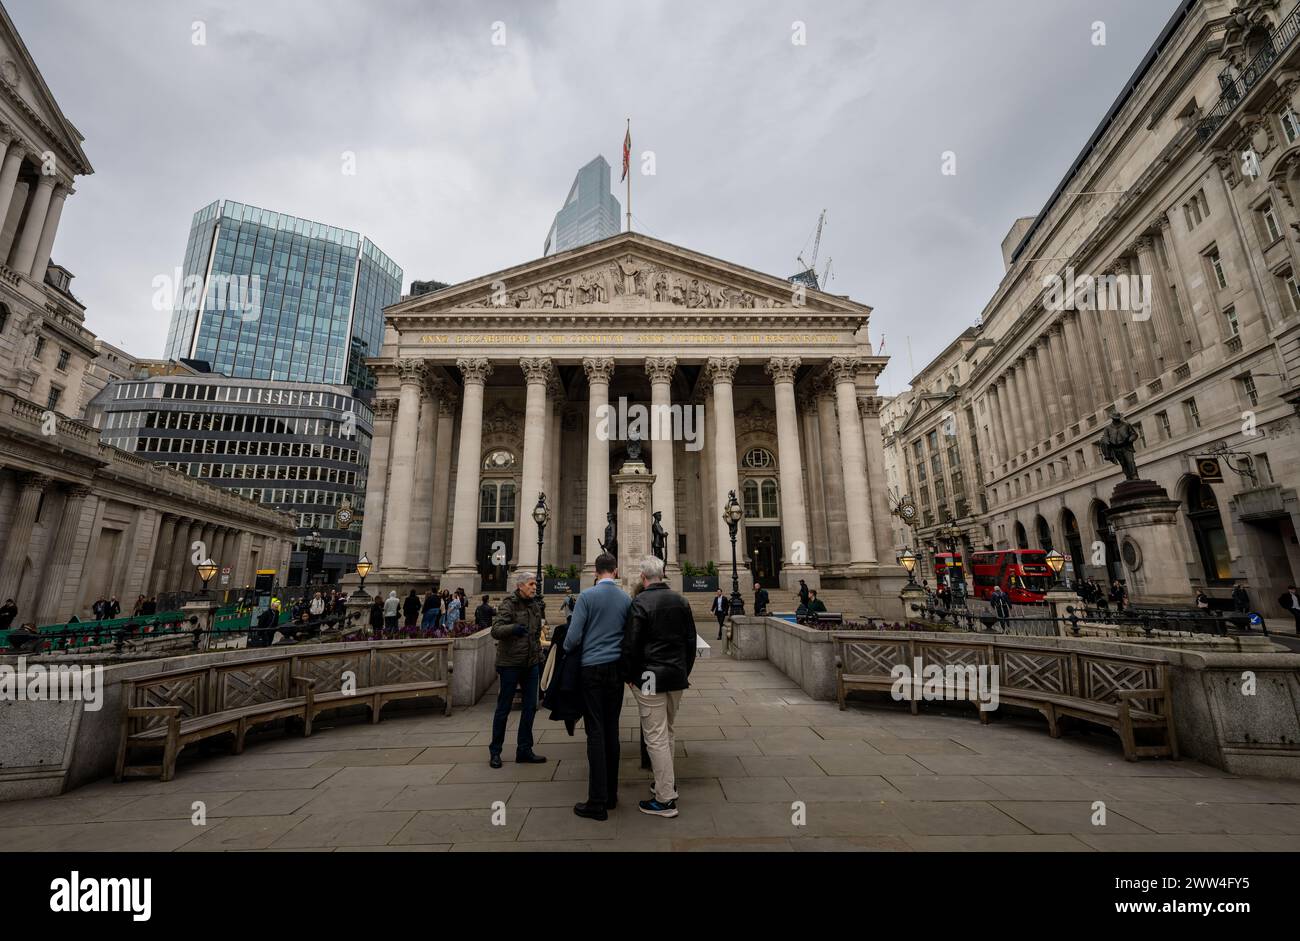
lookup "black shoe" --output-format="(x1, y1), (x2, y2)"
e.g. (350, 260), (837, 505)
(607, 796), (618, 810)
(489, 753), (503, 769)
(573, 802), (608, 821)
(516, 752), (547, 764)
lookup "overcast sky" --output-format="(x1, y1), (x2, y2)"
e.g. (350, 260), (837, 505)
(11, 0), (1181, 395)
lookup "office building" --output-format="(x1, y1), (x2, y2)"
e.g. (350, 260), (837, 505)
(542, 156), (621, 256)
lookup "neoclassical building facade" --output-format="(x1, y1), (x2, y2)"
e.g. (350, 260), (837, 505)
(358, 232), (904, 614)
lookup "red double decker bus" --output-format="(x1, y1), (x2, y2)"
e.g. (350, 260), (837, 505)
(971, 549), (1052, 603)
(933, 552), (964, 587)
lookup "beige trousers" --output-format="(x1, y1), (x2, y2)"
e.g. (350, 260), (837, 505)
(633, 687), (683, 802)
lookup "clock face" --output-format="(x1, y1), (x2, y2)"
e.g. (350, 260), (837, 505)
(900, 502), (917, 522)
(336, 508), (354, 526)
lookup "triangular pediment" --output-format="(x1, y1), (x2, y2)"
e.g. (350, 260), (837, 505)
(0, 7), (92, 176)
(896, 390), (957, 436)
(388, 232), (868, 318)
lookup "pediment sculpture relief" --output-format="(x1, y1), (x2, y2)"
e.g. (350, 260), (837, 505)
(459, 253), (792, 311)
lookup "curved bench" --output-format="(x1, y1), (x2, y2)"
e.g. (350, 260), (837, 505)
(115, 639), (453, 782)
(832, 633), (1178, 761)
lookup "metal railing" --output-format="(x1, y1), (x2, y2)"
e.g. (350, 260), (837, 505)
(906, 599), (1260, 640)
(1197, 7), (1300, 142)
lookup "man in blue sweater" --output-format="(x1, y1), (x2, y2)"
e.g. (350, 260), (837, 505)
(564, 552), (632, 821)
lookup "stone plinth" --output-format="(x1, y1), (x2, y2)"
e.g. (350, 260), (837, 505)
(613, 459), (655, 587)
(1106, 479), (1193, 605)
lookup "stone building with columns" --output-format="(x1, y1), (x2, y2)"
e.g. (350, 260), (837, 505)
(356, 231), (905, 615)
(885, 0), (1300, 613)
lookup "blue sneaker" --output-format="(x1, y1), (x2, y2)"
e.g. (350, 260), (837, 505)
(638, 798), (678, 818)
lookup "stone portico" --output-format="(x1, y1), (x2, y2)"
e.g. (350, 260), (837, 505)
(358, 233), (904, 616)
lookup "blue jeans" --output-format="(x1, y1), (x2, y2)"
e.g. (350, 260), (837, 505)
(490, 663), (539, 758)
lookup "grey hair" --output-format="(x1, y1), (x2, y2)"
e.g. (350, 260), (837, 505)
(639, 555), (665, 583)
(514, 569), (538, 589)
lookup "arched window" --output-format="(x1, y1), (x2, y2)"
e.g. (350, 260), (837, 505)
(742, 478), (780, 520)
(1014, 521), (1028, 550)
(1035, 516), (1054, 551)
(742, 479), (761, 518)
(479, 481), (517, 525)
(761, 479), (779, 518)
(483, 449), (515, 471)
(743, 447), (775, 469)
(1186, 478), (1231, 582)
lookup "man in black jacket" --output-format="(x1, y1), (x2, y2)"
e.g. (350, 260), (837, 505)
(622, 555), (697, 818)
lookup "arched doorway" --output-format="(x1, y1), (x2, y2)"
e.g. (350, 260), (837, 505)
(1061, 508), (1085, 585)
(1035, 515), (1054, 551)
(1014, 520), (1029, 550)
(477, 448), (518, 591)
(1092, 500), (1121, 583)
(1185, 476), (1232, 584)
(740, 446), (781, 588)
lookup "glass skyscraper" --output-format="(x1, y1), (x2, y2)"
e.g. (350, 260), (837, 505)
(162, 200), (402, 390)
(543, 156), (622, 256)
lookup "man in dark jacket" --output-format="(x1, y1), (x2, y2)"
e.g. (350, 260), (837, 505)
(402, 589), (421, 628)
(0, 598), (16, 630)
(753, 581), (770, 616)
(474, 594), (495, 630)
(622, 555), (697, 818)
(488, 571), (547, 768)
(710, 589), (729, 640)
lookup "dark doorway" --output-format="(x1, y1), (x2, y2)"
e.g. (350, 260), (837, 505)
(1093, 502), (1121, 583)
(745, 526), (782, 588)
(1186, 478), (1232, 584)
(477, 527), (513, 591)
(1014, 521), (1029, 550)
(1063, 508), (1085, 585)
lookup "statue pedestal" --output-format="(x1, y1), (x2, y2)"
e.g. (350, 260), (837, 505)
(613, 460), (655, 588)
(1105, 479), (1192, 605)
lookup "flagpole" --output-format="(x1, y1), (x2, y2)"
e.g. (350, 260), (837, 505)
(625, 118), (632, 232)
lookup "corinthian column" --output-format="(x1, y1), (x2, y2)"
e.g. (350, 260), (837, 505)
(428, 388), (458, 573)
(546, 378), (564, 566)
(1044, 323), (1077, 424)
(1006, 363), (1029, 456)
(0, 139), (25, 227)
(857, 389), (893, 565)
(359, 396), (396, 568)
(645, 356), (679, 574)
(1133, 235), (1185, 371)
(814, 376), (849, 564)
(35, 485), (90, 624)
(409, 377), (441, 573)
(1032, 342), (1062, 438)
(445, 358), (493, 591)
(766, 357), (814, 587)
(517, 357), (553, 573)
(29, 183), (69, 280)
(583, 357), (614, 581)
(381, 359), (427, 572)
(798, 390), (827, 566)
(149, 513), (179, 596)
(829, 357), (875, 569)
(9, 175), (54, 274)
(707, 356), (741, 566)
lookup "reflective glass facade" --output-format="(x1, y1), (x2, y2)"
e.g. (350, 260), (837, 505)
(543, 156), (621, 256)
(163, 201), (402, 389)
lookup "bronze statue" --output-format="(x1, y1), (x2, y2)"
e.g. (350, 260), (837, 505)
(599, 510), (618, 559)
(651, 510), (667, 563)
(1098, 411), (1140, 480)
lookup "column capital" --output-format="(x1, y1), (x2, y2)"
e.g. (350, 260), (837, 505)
(457, 357), (494, 385)
(21, 472), (51, 492)
(519, 356), (554, 385)
(827, 355), (862, 383)
(1132, 235), (1155, 257)
(396, 358), (428, 386)
(546, 373), (565, 401)
(811, 373), (835, 398)
(705, 356), (740, 384)
(796, 389), (818, 412)
(374, 395), (399, 420)
(437, 386), (460, 417)
(582, 356), (615, 384)
(425, 375), (448, 401)
(856, 393), (881, 419)
(644, 355), (678, 384)
(765, 356), (801, 384)
(65, 485), (92, 500)
(33, 173), (56, 191)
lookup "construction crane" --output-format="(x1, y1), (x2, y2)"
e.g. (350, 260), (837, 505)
(791, 210), (833, 291)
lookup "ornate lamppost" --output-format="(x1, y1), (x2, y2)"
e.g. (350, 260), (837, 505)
(355, 552), (373, 598)
(940, 521), (967, 603)
(723, 490), (746, 616)
(1044, 548), (1065, 588)
(897, 548), (918, 586)
(196, 558), (218, 599)
(532, 492), (550, 602)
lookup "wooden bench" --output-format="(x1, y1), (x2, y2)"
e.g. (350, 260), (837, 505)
(115, 640), (453, 782)
(832, 633), (1178, 761)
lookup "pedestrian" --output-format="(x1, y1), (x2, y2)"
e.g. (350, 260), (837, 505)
(1277, 585), (1300, 633)
(1195, 590), (1211, 611)
(0, 598), (16, 630)
(383, 590), (400, 635)
(798, 578), (811, 610)
(488, 571), (547, 768)
(753, 581), (769, 616)
(92, 597), (107, 621)
(807, 590), (827, 615)
(443, 591), (463, 632)
(309, 592), (325, 618)
(108, 596), (121, 619)
(421, 589), (440, 629)
(564, 552), (632, 821)
(710, 588), (729, 640)
(990, 584), (1011, 629)
(622, 554), (697, 818)
(475, 593), (496, 630)
(144, 596), (157, 615)
(1110, 580), (1126, 613)
(1232, 582), (1250, 614)
(132, 595), (146, 617)
(400, 589), (420, 629)
(369, 595), (384, 635)
(562, 590), (577, 618)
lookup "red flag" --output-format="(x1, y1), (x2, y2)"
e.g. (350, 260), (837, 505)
(621, 123), (631, 181)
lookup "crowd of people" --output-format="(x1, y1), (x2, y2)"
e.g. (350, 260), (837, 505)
(490, 553), (698, 821)
(371, 586), (477, 637)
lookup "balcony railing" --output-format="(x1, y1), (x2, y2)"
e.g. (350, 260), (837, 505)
(1197, 7), (1300, 143)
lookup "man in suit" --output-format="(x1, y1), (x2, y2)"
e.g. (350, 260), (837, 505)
(564, 552), (632, 821)
(753, 581), (770, 616)
(711, 589), (729, 639)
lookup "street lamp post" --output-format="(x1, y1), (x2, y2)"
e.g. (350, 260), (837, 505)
(195, 558), (218, 600)
(941, 522), (966, 604)
(532, 493), (550, 603)
(723, 490), (746, 616)
(355, 552), (373, 598)
(897, 548), (918, 586)
(1044, 549), (1065, 588)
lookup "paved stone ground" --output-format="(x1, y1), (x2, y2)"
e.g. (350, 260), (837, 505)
(4, 655), (1299, 852)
